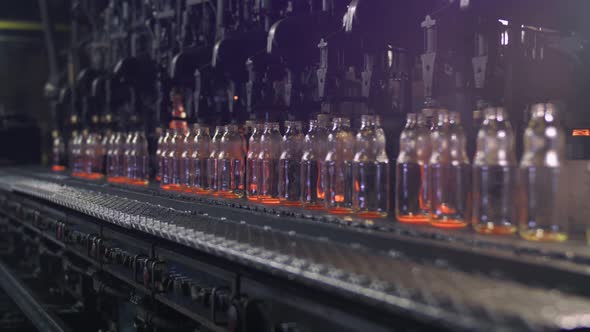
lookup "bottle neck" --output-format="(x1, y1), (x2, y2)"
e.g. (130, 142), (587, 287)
(214, 126), (225, 137)
(264, 122), (280, 132)
(226, 124), (239, 133)
(198, 127), (210, 136)
(308, 120), (318, 132)
(360, 115), (376, 130)
(449, 112), (462, 125)
(405, 113), (416, 128)
(317, 114), (329, 127)
(331, 118), (350, 130)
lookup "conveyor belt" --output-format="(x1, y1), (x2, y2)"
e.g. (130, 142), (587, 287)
(2, 169), (590, 331)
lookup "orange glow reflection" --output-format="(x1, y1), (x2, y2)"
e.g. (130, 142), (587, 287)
(572, 129), (590, 136)
(51, 165), (66, 172)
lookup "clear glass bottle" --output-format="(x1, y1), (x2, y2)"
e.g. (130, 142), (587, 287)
(207, 126), (225, 194)
(179, 124), (199, 192)
(68, 129), (79, 173)
(323, 118), (355, 214)
(190, 126), (211, 193)
(428, 110), (471, 228)
(167, 126), (187, 191)
(415, 113), (432, 216)
(469, 109), (483, 159)
(243, 120), (255, 144)
(278, 121), (304, 206)
(519, 103), (568, 242)
(217, 124), (247, 198)
(472, 107), (517, 234)
(107, 131), (123, 183)
(51, 130), (66, 172)
(74, 129), (89, 177)
(122, 131), (134, 183)
(316, 114), (330, 202)
(352, 115), (391, 218)
(155, 127), (165, 182)
(160, 129), (174, 189)
(85, 131), (104, 180)
(124, 131), (136, 182)
(395, 113), (429, 223)
(301, 120), (320, 209)
(127, 130), (149, 186)
(246, 122), (263, 201)
(258, 122), (282, 204)
(301, 119), (329, 210)
(99, 128), (112, 178)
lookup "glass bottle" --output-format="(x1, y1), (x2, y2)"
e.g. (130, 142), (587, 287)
(99, 129), (112, 178)
(107, 131), (122, 183)
(472, 107), (517, 234)
(519, 103), (568, 242)
(68, 129), (79, 173)
(469, 109), (483, 159)
(258, 122), (282, 204)
(422, 107), (437, 131)
(428, 110), (471, 228)
(246, 123), (263, 201)
(124, 131), (135, 182)
(278, 121), (304, 206)
(352, 115), (391, 218)
(155, 127), (165, 182)
(207, 126), (225, 194)
(127, 130), (149, 186)
(122, 131), (134, 183)
(324, 118), (355, 214)
(415, 113), (433, 216)
(179, 124), (199, 192)
(160, 129), (174, 189)
(190, 126), (211, 193)
(51, 130), (66, 172)
(167, 126), (187, 191)
(85, 130), (104, 180)
(75, 129), (89, 177)
(243, 120), (255, 144)
(301, 119), (329, 210)
(217, 124), (247, 198)
(395, 113), (429, 223)
(316, 114), (330, 202)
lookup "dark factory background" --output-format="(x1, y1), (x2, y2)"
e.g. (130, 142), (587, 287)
(0, 1), (68, 165)
(0, 1), (588, 332)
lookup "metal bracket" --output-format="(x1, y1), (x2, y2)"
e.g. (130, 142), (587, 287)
(284, 69), (292, 108)
(472, 55), (488, 89)
(361, 54), (373, 98)
(193, 69), (201, 117)
(246, 59), (254, 113)
(317, 39), (328, 99)
(421, 52), (436, 98)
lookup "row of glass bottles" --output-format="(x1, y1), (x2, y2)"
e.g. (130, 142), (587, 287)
(155, 115), (390, 218)
(69, 129), (106, 179)
(106, 130), (149, 185)
(65, 129), (149, 185)
(395, 104), (567, 241)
